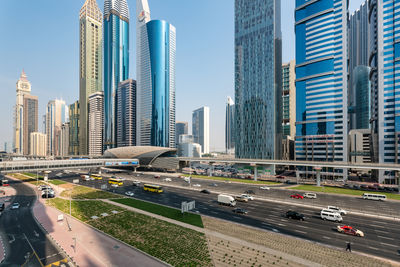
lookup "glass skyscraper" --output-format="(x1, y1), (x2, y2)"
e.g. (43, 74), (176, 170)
(116, 79), (136, 147)
(103, 0), (129, 150)
(235, 0), (282, 160)
(225, 97), (235, 154)
(295, 0), (348, 168)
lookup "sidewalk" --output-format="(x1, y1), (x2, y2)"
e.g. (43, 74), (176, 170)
(0, 185), (16, 264)
(33, 190), (168, 267)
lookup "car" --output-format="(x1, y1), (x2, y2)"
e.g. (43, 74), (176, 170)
(154, 175), (160, 179)
(132, 181), (141, 186)
(303, 192), (317, 199)
(232, 208), (248, 214)
(290, 194), (304, 199)
(11, 203), (20, 210)
(200, 189), (211, 194)
(337, 225), (364, 237)
(192, 184), (201, 187)
(352, 184), (361, 190)
(276, 175), (285, 179)
(163, 178), (172, 182)
(42, 190), (55, 195)
(42, 193), (55, 198)
(244, 190), (255, 195)
(209, 183), (218, 187)
(125, 191), (134, 197)
(111, 184), (119, 188)
(286, 211), (305, 220)
(327, 206), (347, 215)
(259, 186), (270, 190)
(240, 194), (254, 201)
(235, 196), (248, 202)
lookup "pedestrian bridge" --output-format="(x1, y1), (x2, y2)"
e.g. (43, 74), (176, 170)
(0, 159), (139, 173)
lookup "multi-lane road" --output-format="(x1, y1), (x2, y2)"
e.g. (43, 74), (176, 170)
(57, 171), (400, 262)
(0, 179), (69, 267)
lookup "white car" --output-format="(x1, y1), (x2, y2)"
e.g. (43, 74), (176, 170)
(163, 178), (172, 182)
(11, 203), (20, 209)
(240, 194), (254, 200)
(111, 184), (119, 188)
(125, 191), (134, 197)
(327, 206), (347, 215)
(192, 184), (201, 187)
(259, 186), (270, 190)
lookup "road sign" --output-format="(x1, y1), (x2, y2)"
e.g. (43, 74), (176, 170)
(181, 200), (195, 213)
(72, 179), (79, 184)
(57, 214), (64, 221)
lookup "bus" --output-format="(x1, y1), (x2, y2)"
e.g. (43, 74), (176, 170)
(108, 178), (123, 186)
(362, 193), (387, 201)
(143, 184), (163, 193)
(90, 174), (102, 180)
(0, 179), (9, 186)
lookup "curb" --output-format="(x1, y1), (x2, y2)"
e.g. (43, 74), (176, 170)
(0, 235), (5, 264)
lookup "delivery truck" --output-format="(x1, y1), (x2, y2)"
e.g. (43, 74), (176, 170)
(217, 194), (236, 206)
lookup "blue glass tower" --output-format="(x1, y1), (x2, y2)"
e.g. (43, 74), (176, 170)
(295, 0), (348, 168)
(103, 0), (129, 149)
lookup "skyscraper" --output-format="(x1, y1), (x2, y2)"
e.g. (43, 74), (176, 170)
(282, 61), (296, 138)
(225, 97), (235, 154)
(137, 0), (176, 148)
(369, 0), (400, 182)
(116, 79), (136, 147)
(175, 122), (188, 146)
(23, 94), (38, 155)
(79, 0), (103, 155)
(103, 0), (129, 150)
(30, 132), (47, 157)
(88, 91), (104, 156)
(69, 101), (80, 155)
(46, 99), (68, 156)
(295, 1), (348, 173)
(235, 0), (282, 160)
(192, 107), (210, 154)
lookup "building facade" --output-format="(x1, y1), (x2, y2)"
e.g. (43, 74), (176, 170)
(79, 0), (103, 155)
(282, 60), (296, 138)
(178, 142), (201, 158)
(103, 0), (129, 150)
(235, 0), (282, 159)
(175, 122), (188, 146)
(30, 132), (47, 157)
(46, 99), (68, 157)
(352, 65), (371, 130)
(116, 79), (136, 147)
(295, 0), (348, 175)
(23, 94), (38, 155)
(88, 91), (104, 156)
(349, 129), (371, 164)
(69, 101), (80, 155)
(225, 96), (235, 154)
(192, 107), (209, 154)
(60, 122), (70, 157)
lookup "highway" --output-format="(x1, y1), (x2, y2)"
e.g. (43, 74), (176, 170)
(0, 179), (69, 266)
(57, 171), (400, 262)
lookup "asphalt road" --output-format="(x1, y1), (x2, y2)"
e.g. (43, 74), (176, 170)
(0, 180), (68, 267)
(58, 172), (400, 262)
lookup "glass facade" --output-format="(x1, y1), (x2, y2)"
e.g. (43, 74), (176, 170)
(235, 0), (282, 159)
(295, 0), (348, 162)
(225, 97), (235, 153)
(353, 66), (370, 130)
(103, 0), (129, 150)
(116, 79), (136, 147)
(69, 101), (80, 156)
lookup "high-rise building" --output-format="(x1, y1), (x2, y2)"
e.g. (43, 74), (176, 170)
(235, 0), (282, 160)
(295, 1), (348, 173)
(30, 132), (47, 157)
(352, 65), (371, 130)
(192, 107), (210, 154)
(23, 94), (38, 155)
(136, 0), (176, 148)
(175, 122), (188, 145)
(88, 91), (104, 156)
(116, 79), (136, 147)
(46, 99), (68, 156)
(103, 0), (129, 150)
(282, 61), (296, 138)
(14, 70), (32, 155)
(349, 129), (371, 164)
(79, 0), (103, 155)
(60, 122), (70, 157)
(369, 0), (400, 182)
(225, 97), (235, 154)
(69, 101), (80, 155)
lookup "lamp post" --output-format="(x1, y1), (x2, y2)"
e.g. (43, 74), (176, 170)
(315, 167), (322, 187)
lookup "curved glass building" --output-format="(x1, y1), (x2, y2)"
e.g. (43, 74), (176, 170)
(103, 0), (129, 150)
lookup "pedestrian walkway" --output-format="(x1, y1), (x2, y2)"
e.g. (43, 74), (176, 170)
(0, 185), (16, 264)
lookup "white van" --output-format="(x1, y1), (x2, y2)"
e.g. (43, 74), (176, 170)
(320, 209), (343, 222)
(327, 206), (347, 215)
(303, 192), (317, 199)
(362, 193), (387, 201)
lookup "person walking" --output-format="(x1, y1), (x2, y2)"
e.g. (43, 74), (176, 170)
(346, 242), (352, 252)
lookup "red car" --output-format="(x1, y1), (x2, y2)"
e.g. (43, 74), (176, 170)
(290, 194), (304, 199)
(337, 225), (364, 237)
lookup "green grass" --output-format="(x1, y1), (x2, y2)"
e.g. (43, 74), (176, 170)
(113, 198), (204, 228)
(23, 172), (44, 179)
(60, 185), (120, 199)
(182, 174), (280, 185)
(48, 198), (212, 267)
(292, 184), (400, 200)
(48, 179), (67, 185)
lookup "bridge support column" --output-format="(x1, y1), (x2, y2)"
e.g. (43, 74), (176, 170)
(315, 167), (321, 187)
(254, 166), (258, 181)
(397, 171), (400, 194)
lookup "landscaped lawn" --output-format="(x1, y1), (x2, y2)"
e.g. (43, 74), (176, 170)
(60, 185), (120, 199)
(48, 179), (67, 185)
(182, 174), (280, 185)
(292, 184), (400, 200)
(113, 198), (204, 228)
(23, 172), (44, 179)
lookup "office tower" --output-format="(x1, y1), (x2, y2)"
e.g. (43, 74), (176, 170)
(23, 94), (38, 155)
(175, 122), (188, 145)
(295, 1), (348, 169)
(349, 129), (371, 164)
(178, 143), (202, 158)
(369, 0), (400, 182)
(79, 0), (103, 155)
(282, 61), (296, 138)
(69, 101), (80, 155)
(103, 0), (129, 150)
(46, 99), (68, 156)
(60, 122), (70, 157)
(136, 0), (176, 148)
(235, 0), (282, 159)
(88, 91), (104, 156)
(349, 2), (370, 129)
(14, 70), (31, 154)
(225, 97), (235, 154)
(179, 134), (194, 144)
(192, 107), (210, 154)
(116, 79), (136, 147)
(30, 132), (47, 157)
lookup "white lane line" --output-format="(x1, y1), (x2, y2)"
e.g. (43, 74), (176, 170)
(262, 222), (271, 226)
(375, 229), (388, 234)
(380, 242), (398, 248)
(295, 230), (307, 234)
(368, 246), (379, 250)
(210, 211), (218, 214)
(296, 224), (308, 229)
(278, 223), (286, 227)
(322, 236), (331, 240)
(370, 224), (386, 229)
(378, 235), (394, 241)
(233, 216), (243, 220)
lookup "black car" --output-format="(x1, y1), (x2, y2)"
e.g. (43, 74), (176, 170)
(244, 190), (255, 195)
(232, 208), (248, 214)
(42, 193), (55, 198)
(286, 211), (305, 220)
(200, 189), (211, 194)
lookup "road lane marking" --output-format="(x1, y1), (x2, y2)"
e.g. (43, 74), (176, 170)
(368, 246), (379, 250)
(294, 230), (307, 234)
(233, 216), (243, 220)
(296, 224), (308, 229)
(380, 242), (398, 248)
(262, 222), (271, 226)
(278, 223), (286, 227)
(375, 230), (388, 234)
(322, 236), (331, 240)
(378, 235), (394, 241)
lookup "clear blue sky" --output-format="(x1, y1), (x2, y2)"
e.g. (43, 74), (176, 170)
(0, 0), (364, 152)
